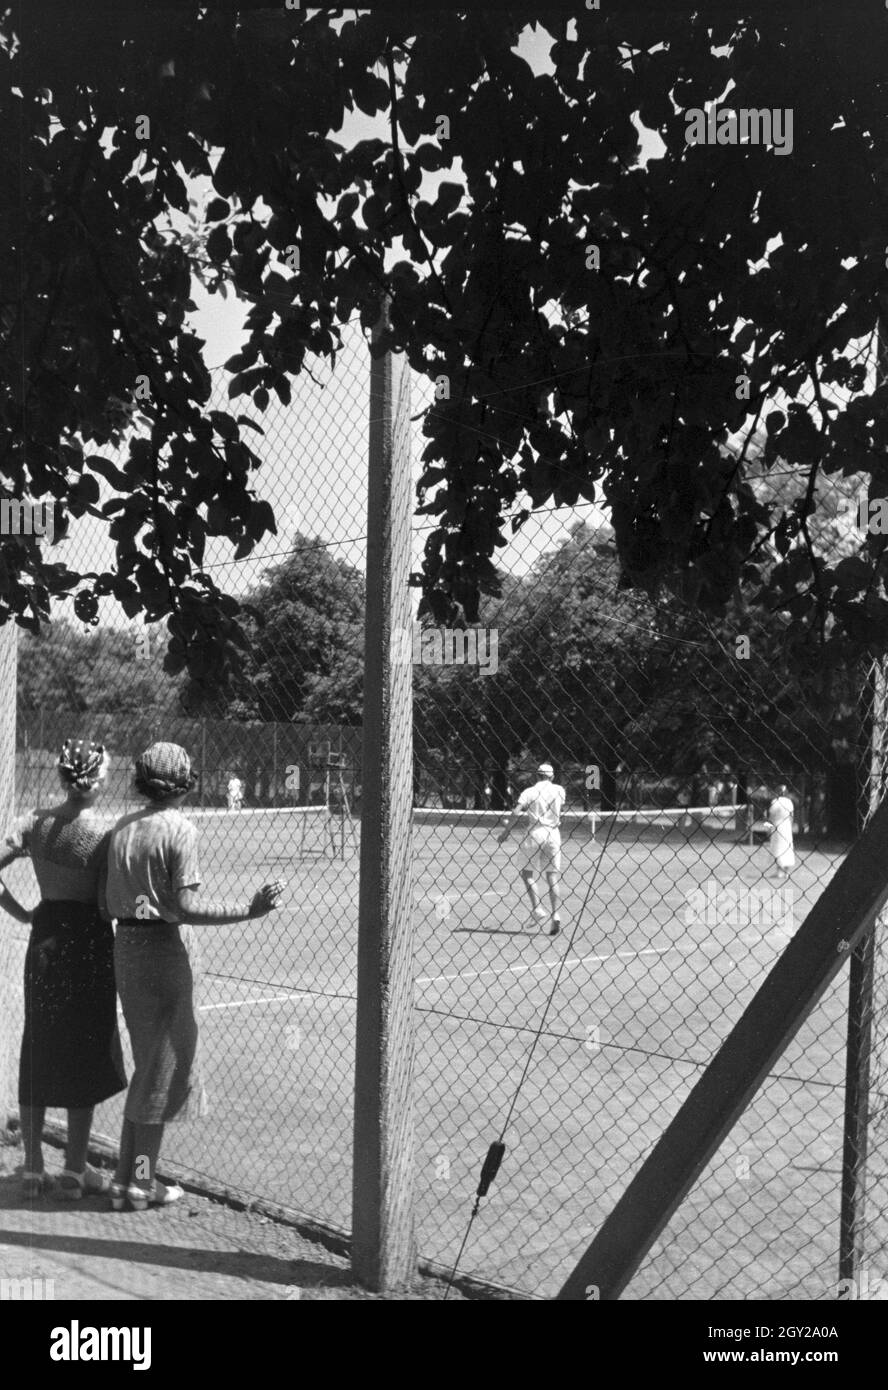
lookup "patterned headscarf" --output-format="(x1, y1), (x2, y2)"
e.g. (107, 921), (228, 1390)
(135, 741), (195, 800)
(58, 738), (107, 790)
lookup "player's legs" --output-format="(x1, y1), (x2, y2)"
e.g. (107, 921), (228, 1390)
(543, 832), (563, 934)
(770, 848), (792, 883)
(521, 869), (547, 928)
(521, 867), (541, 911)
(521, 831), (548, 926)
(544, 871), (561, 932)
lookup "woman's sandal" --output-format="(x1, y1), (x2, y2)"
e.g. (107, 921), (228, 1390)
(21, 1171), (54, 1200)
(109, 1181), (128, 1211)
(58, 1165), (113, 1201)
(125, 1179), (185, 1212)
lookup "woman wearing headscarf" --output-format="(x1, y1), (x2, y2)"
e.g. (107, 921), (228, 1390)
(106, 741), (284, 1211)
(0, 739), (125, 1199)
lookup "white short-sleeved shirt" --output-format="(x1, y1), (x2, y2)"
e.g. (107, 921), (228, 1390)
(768, 796), (794, 828)
(516, 780), (565, 831)
(105, 806), (201, 923)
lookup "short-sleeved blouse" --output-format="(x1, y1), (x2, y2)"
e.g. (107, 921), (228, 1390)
(105, 806), (202, 923)
(3, 805), (111, 903)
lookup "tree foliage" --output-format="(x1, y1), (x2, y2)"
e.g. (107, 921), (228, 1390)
(4, 3), (888, 694)
(180, 534), (364, 722)
(16, 620), (178, 752)
(416, 515), (862, 806)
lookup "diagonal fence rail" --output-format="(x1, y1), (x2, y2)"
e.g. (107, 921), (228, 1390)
(555, 795), (888, 1299)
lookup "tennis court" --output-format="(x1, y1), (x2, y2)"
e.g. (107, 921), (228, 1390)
(7, 800), (843, 1298)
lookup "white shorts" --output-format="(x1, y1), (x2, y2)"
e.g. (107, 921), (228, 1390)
(523, 826), (561, 875)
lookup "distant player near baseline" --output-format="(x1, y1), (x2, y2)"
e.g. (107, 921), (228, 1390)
(763, 783), (796, 884)
(497, 762), (564, 936)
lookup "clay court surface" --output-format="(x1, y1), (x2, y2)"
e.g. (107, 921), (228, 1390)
(1, 807), (862, 1298)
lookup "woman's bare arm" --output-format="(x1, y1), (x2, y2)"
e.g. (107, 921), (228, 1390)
(0, 883), (32, 924)
(174, 881), (284, 926)
(0, 844), (21, 873)
(0, 842), (33, 923)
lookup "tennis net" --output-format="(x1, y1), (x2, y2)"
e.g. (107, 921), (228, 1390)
(172, 803), (743, 869)
(413, 804), (741, 841)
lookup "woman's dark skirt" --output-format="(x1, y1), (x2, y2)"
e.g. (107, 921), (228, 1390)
(19, 899), (127, 1109)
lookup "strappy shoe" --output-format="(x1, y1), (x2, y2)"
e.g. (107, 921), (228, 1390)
(109, 1181), (128, 1211)
(21, 1171), (54, 1200)
(126, 1179), (185, 1211)
(58, 1165), (113, 1200)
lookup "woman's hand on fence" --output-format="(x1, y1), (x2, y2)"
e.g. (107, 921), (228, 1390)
(249, 880), (287, 918)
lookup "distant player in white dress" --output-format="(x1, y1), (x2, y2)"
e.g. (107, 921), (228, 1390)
(497, 762), (565, 936)
(764, 784), (795, 881)
(226, 776), (244, 812)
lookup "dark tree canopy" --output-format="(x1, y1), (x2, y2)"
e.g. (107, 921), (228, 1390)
(4, 2), (888, 693)
(414, 519), (860, 806)
(180, 535), (364, 722)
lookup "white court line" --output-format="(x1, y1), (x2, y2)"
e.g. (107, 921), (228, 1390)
(416, 944), (675, 988)
(193, 935), (778, 1009)
(199, 993), (313, 1012)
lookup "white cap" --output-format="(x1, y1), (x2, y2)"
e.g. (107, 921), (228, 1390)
(538, 763), (554, 777)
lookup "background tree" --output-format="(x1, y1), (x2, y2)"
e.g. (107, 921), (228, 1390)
(181, 533), (364, 723)
(413, 517), (863, 827)
(16, 620), (179, 751)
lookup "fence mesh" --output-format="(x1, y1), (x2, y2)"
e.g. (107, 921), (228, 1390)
(4, 315), (888, 1298)
(407, 508), (874, 1299)
(6, 320), (373, 1232)
(399, 322), (885, 1295)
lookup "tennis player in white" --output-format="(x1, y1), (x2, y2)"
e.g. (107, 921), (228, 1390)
(763, 783), (796, 882)
(497, 762), (565, 935)
(226, 775), (244, 811)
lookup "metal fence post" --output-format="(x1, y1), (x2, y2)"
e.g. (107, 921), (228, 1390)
(351, 304), (417, 1289)
(840, 320), (888, 1288)
(0, 622), (19, 1125)
(841, 653), (883, 1285)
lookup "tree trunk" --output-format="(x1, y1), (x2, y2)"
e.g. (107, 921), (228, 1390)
(601, 765), (617, 813)
(826, 762), (858, 840)
(490, 760), (510, 811)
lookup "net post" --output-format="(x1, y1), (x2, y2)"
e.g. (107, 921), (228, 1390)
(351, 301), (417, 1290)
(0, 622), (18, 1126)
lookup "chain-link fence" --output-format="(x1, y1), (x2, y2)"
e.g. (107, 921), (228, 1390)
(405, 332), (888, 1297)
(4, 316), (888, 1298)
(850, 660), (888, 1298)
(5, 320), (374, 1234)
(407, 520), (875, 1298)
